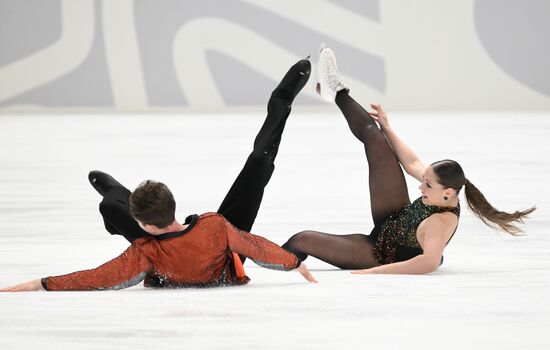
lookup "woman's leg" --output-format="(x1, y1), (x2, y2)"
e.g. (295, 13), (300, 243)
(278, 49), (409, 269)
(282, 230), (379, 269)
(335, 91), (410, 225)
(217, 59), (310, 231)
(280, 94), (409, 270)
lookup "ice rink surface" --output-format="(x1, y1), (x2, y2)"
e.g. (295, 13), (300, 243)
(1, 111), (549, 349)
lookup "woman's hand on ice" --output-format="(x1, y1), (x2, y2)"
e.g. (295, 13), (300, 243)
(296, 263), (318, 283)
(351, 269), (376, 275)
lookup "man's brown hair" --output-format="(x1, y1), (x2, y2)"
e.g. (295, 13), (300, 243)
(129, 180), (176, 228)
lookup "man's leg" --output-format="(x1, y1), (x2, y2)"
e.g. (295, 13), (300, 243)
(90, 60), (310, 245)
(89, 171), (149, 243)
(217, 59), (311, 233)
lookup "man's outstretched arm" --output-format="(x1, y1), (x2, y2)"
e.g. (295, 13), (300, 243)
(223, 217), (317, 283)
(1, 244), (152, 292)
(0, 279), (43, 292)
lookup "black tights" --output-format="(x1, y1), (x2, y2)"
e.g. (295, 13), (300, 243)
(97, 90), (295, 250)
(282, 91), (411, 269)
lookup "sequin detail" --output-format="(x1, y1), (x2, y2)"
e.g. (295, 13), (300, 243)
(373, 197), (460, 264)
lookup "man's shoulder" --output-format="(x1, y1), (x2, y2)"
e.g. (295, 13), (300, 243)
(199, 212), (221, 218)
(196, 212), (229, 232)
(198, 212), (225, 221)
(132, 236), (155, 247)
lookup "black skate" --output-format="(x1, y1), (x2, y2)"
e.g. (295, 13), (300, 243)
(88, 170), (124, 197)
(272, 58), (311, 103)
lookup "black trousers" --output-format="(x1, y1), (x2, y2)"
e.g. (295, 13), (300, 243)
(98, 92), (293, 243)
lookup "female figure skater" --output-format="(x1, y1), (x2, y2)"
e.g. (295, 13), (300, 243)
(281, 47), (536, 274)
(1, 59), (317, 292)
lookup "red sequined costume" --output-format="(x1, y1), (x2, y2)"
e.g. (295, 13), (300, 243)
(41, 213), (299, 291)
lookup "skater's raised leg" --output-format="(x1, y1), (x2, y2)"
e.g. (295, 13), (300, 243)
(217, 59), (311, 232)
(89, 171), (149, 242)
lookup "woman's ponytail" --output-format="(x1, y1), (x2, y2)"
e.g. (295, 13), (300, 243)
(464, 179), (536, 235)
(432, 160), (536, 235)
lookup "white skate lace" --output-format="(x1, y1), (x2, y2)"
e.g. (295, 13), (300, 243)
(322, 55), (345, 92)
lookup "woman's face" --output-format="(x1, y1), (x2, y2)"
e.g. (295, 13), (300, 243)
(419, 166), (450, 206)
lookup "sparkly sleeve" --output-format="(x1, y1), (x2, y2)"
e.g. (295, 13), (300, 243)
(42, 244), (153, 291)
(223, 217), (299, 271)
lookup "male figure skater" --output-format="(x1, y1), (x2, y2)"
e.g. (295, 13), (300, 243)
(1, 59), (316, 291)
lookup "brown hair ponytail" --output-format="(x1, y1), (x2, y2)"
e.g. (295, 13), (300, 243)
(431, 160), (536, 235)
(463, 179), (536, 235)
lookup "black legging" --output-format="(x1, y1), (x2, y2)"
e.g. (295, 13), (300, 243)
(97, 62), (307, 248)
(282, 91), (411, 269)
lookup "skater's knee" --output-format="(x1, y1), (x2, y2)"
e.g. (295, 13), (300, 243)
(285, 230), (317, 249)
(360, 123), (379, 137)
(249, 148), (275, 167)
(99, 199), (110, 214)
(354, 123), (383, 143)
(99, 198), (121, 218)
(282, 231), (314, 261)
(249, 149), (267, 161)
(267, 94), (291, 114)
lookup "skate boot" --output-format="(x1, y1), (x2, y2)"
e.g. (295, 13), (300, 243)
(316, 44), (348, 102)
(272, 58), (311, 103)
(88, 170), (124, 197)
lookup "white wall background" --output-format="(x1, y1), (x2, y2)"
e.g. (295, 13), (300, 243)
(0, 0), (549, 112)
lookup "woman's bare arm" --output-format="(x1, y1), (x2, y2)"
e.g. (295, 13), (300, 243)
(369, 104), (426, 182)
(351, 214), (454, 275)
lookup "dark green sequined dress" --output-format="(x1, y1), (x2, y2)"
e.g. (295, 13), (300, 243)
(371, 197), (460, 264)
